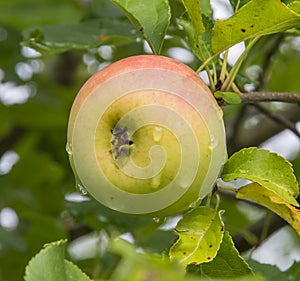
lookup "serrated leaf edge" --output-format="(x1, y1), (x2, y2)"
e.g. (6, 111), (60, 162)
(222, 147), (299, 206)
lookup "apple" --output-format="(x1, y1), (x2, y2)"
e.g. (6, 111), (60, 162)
(67, 55), (226, 217)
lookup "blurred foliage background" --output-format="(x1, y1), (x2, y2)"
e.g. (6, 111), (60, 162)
(0, 0), (300, 280)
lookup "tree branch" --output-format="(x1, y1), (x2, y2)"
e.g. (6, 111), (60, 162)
(251, 103), (300, 138)
(239, 91), (300, 104)
(226, 104), (300, 154)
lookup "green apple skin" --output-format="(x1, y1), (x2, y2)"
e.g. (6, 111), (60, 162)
(67, 55), (226, 217)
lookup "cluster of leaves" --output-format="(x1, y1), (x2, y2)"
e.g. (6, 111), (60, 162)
(23, 147), (300, 281)
(21, 0), (300, 94)
(0, 0), (300, 280)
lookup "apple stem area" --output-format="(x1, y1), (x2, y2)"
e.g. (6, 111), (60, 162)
(110, 126), (134, 159)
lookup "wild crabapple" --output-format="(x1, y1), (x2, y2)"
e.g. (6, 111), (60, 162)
(67, 55), (226, 217)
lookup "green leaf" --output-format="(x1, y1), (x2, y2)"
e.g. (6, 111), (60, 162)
(212, 0), (300, 55)
(221, 147), (299, 206)
(229, 0), (251, 10)
(65, 199), (159, 239)
(169, 206), (224, 265)
(188, 231), (253, 279)
(178, 14), (213, 62)
(288, 2), (300, 13)
(214, 91), (242, 104)
(181, 0), (205, 35)
(179, 1), (214, 62)
(199, 0), (212, 18)
(111, 0), (171, 54)
(64, 260), (94, 281)
(24, 240), (93, 281)
(248, 260), (300, 281)
(22, 18), (136, 54)
(236, 183), (300, 235)
(110, 238), (193, 281)
(0, 0), (83, 28)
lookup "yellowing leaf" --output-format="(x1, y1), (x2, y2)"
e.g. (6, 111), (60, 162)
(190, 231), (253, 278)
(237, 183), (300, 235)
(212, 0), (300, 54)
(221, 147), (299, 206)
(169, 207), (224, 265)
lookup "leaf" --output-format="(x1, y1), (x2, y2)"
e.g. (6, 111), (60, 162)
(22, 18), (136, 54)
(288, 1), (300, 13)
(199, 0), (212, 18)
(24, 240), (93, 281)
(111, 0), (171, 54)
(0, 0), (83, 28)
(229, 0), (251, 10)
(221, 147), (299, 206)
(214, 91), (242, 104)
(212, 0), (300, 55)
(236, 183), (300, 235)
(64, 260), (94, 281)
(169, 206), (224, 265)
(188, 231), (253, 279)
(179, 1), (213, 62)
(110, 238), (194, 281)
(181, 0), (205, 35)
(65, 199), (159, 238)
(248, 260), (300, 281)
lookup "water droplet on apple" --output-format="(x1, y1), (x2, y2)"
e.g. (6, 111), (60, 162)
(189, 198), (202, 208)
(178, 178), (191, 189)
(209, 135), (218, 150)
(66, 142), (72, 156)
(152, 126), (163, 142)
(153, 217), (166, 224)
(76, 181), (88, 195)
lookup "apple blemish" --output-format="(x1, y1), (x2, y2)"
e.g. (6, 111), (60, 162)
(110, 126), (134, 160)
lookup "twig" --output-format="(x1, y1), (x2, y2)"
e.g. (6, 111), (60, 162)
(221, 37), (260, 91)
(239, 91), (300, 104)
(251, 103), (300, 138)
